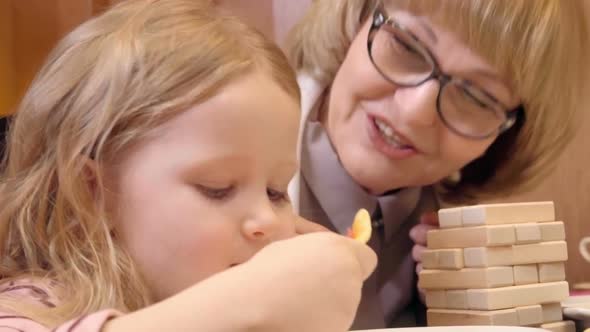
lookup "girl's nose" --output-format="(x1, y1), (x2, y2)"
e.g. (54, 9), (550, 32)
(241, 203), (282, 242)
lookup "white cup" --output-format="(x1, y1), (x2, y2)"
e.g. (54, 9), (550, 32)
(579, 237), (590, 263)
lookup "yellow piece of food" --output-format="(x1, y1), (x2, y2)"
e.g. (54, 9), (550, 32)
(348, 208), (372, 244)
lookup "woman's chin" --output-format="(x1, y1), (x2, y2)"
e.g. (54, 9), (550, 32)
(339, 154), (399, 194)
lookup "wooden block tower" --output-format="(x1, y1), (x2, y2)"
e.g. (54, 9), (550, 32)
(421, 201), (574, 332)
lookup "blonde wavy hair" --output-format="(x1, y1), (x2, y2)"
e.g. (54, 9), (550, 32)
(287, 0), (589, 202)
(0, 0), (299, 327)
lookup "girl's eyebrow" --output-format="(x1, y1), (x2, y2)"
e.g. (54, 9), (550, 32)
(188, 155), (249, 169)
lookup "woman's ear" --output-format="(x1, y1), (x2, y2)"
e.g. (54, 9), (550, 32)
(446, 169), (462, 184)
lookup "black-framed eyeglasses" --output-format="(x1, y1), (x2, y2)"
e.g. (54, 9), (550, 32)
(367, 7), (520, 139)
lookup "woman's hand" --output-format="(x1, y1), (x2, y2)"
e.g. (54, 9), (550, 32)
(409, 211), (439, 302)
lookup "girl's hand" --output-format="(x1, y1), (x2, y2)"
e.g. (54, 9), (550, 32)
(294, 215), (330, 234)
(243, 231), (377, 331)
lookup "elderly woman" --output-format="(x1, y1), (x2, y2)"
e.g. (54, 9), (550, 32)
(286, 0), (589, 329)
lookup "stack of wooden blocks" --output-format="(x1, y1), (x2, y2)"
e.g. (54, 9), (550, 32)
(421, 201), (574, 331)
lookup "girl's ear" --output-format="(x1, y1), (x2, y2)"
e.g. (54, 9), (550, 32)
(81, 156), (99, 199)
(81, 156), (117, 232)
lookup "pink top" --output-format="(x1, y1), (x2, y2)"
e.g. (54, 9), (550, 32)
(0, 281), (122, 332)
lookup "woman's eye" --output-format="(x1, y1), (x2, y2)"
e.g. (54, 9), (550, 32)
(392, 35), (421, 56)
(267, 188), (289, 203)
(459, 86), (492, 109)
(196, 185), (234, 200)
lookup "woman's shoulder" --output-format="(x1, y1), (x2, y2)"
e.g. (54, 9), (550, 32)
(296, 71), (326, 113)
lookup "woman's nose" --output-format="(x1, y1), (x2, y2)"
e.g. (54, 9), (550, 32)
(394, 79), (440, 128)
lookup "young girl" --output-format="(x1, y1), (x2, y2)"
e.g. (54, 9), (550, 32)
(0, 0), (376, 331)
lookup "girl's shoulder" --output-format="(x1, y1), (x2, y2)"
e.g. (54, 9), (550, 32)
(0, 278), (59, 331)
(0, 278), (122, 332)
(0, 278), (57, 308)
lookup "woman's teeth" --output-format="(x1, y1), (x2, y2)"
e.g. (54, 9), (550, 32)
(375, 119), (412, 149)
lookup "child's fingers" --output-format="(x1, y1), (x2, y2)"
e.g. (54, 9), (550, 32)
(295, 216), (329, 234)
(346, 237), (377, 279)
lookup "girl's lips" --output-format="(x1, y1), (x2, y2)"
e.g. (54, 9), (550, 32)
(366, 114), (418, 160)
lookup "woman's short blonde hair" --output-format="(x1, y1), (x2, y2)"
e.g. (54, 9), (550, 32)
(0, 0), (298, 326)
(287, 0), (589, 202)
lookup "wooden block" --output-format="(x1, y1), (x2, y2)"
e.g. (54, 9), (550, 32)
(461, 201), (554, 227)
(422, 250), (438, 269)
(438, 249), (464, 269)
(512, 241), (568, 265)
(427, 225), (515, 249)
(422, 249), (464, 270)
(463, 246), (512, 267)
(419, 267), (514, 289)
(541, 303), (563, 323)
(513, 265), (539, 285)
(538, 263), (566, 282)
(425, 290), (446, 308)
(516, 305), (543, 325)
(540, 321), (575, 332)
(438, 207), (462, 228)
(540, 222), (566, 241)
(446, 290), (468, 309)
(427, 308), (518, 326)
(463, 241), (568, 267)
(466, 281), (569, 310)
(515, 223), (541, 244)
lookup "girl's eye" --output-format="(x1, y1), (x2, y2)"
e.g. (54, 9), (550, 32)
(196, 185), (234, 201)
(267, 188), (289, 203)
